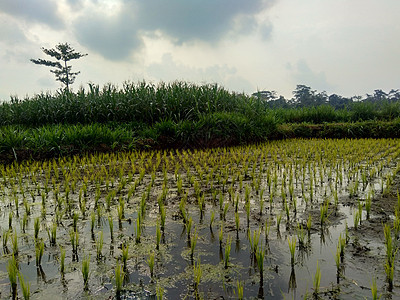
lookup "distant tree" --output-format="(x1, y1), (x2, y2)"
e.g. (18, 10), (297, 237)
(31, 42), (87, 91)
(328, 94), (352, 109)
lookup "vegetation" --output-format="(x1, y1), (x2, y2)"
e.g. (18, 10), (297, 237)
(30, 43), (87, 91)
(1, 81), (400, 163)
(1, 80), (400, 298)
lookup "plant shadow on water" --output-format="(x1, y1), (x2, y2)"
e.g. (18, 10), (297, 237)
(0, 139), (400, 299)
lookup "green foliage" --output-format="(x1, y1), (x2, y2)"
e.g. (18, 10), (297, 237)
(31, 43), (87, 90)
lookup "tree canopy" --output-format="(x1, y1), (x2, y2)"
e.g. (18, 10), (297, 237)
(31, 43), (87, 91)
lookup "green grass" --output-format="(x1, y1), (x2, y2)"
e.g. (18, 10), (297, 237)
(2, 81), (400, 163)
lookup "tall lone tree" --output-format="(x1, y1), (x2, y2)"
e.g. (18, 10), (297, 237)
(31, 42), (87, 91)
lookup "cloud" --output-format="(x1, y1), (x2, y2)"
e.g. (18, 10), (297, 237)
(289, 59), (334, 92)
(0, 17), (28, 47)
(0, 0), (64, 29)
(74, 12), (143, 61)
(135, 0), (271, 44)
(73, 0), (276, 61)
(146, 53), (254, 93)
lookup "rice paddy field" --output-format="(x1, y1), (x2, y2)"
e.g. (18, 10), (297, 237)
(0, 138), (400, 299)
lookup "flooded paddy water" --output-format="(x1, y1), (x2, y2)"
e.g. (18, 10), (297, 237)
(0, 138), (400, 299)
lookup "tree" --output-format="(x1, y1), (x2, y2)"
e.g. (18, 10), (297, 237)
(31, 42), (87, 91)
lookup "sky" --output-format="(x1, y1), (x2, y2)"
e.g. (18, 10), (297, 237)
(1, 0), (399, 101)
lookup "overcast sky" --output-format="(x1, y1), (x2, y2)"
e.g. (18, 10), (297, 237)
(1, 0), (399, 101)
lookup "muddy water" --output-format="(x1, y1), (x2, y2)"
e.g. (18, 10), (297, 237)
(0, 140), (399, 299)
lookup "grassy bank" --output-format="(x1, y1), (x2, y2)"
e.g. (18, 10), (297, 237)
(1, 81), (400, 163)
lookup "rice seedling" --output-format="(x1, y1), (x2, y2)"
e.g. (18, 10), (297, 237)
(157, 285), (164, 300)
(237, 280), (244, 300)
(108, 215), (114, 243)
(219, 223), (224, 248)
(60, 245), (66, 273)
(11, 232), (18, 256)
(22, 212), (28, 233)
(297, 223), (306, 249)
(47, 222), (57, 246)
(190, 228), (198, 260)
(35, 239), (44, 266)
(82, 255), (90, 290)
(18, 272), (30, 300)
(210, 210), (215, 229)
(9, 212), (13, 229)
(276, 212), (282, 232)
(7, 255), (18, 299)
(90, 211), (96, 234)
(306, 215), (312, 236)
(69, 229), (79, 253)
(256, 245), (265, 281)
(73, 211), (79, 232)
(259, 188), (265, 215)
(334, 242), (341, 277)
(235, 212), (240, 234)
(384, 223), (395, 290)
(156, 221), (161, 250)
(115, 261), (124, 298)
(284, 200), (290, 224)
(223, 202), (229, 221)
(122, 243), (129, 270)
(313, 261), (321, 297)
(288, 237), (296, 266)
(320, 202), (328, 227)
(160, 205), (166, 231)
(96, 231), (104, 260)
(179, 196), (187, 223)
(394, 210), (400, 240)
(135, 217), (141, 244)
(353, 209), (360, 230)
(249, 228), (261, 256)
(186, 217), (193, 240)
(365, 192), (372, 220)
(371, 277), (380, 300)
(224, 235), (232, 269)
(193, 259), (202, 291)
(147, 252), (155, 278)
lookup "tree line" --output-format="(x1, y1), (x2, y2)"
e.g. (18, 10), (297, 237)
(253, 85), (400, 109)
